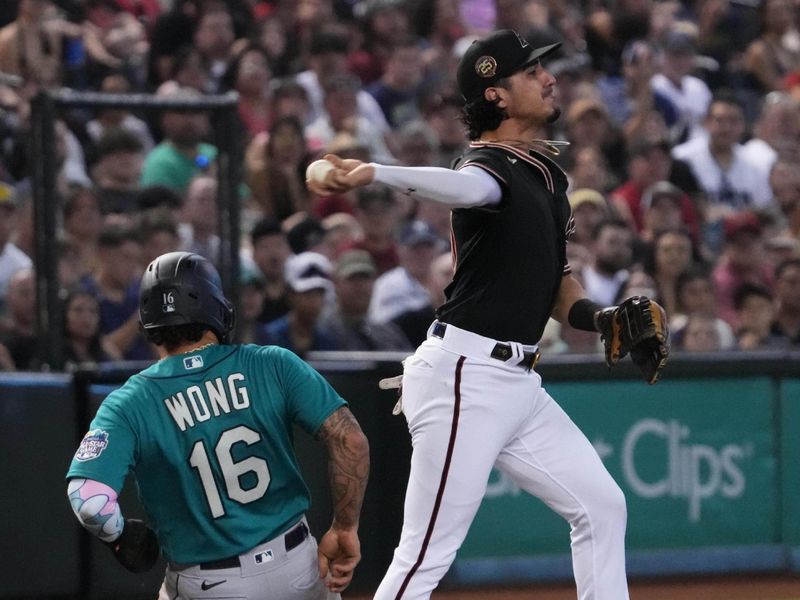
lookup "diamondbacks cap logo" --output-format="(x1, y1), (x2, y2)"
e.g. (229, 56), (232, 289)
(475, 55), (497, 78)
(183, 355), (204, 370)
(513, 31), (529, 48)
(75, 429), (109, 461)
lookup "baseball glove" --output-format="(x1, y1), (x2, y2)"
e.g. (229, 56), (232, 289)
(595, 295), (670, 384)
(107, 519), (160, 573)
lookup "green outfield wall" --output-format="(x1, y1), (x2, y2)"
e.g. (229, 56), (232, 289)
(451, 377), (782, 584)
(1, 351), (798, 598)
(782, 379), (800, 570)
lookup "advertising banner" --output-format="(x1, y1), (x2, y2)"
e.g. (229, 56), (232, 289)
(457, 378), (778, 560)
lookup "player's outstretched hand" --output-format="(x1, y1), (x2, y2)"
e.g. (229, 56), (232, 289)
(317, 526), (361, 593)
(306, 154), (375, 196)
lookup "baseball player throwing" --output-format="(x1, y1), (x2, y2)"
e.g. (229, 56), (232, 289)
(66, 252), (370, 599)
(308, 30), (668, 600)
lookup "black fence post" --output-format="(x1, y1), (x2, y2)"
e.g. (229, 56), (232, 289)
(72, 367), (95, 598)
(29, 89), (240, 370)
(30, 90), (64, 370)
(213, 104), (242, 315)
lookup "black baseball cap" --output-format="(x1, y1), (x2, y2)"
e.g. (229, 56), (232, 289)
(457, 30), (561, 101)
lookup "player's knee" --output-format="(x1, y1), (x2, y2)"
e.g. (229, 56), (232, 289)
(578, 487), (628, 554)
(583, 477), (628, 525)
(605, 481), (627, 525)
(594, 480), (628, 524)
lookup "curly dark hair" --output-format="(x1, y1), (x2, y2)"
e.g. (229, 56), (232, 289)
(144, 323), (208, 350)
(461, 78), (510, 140)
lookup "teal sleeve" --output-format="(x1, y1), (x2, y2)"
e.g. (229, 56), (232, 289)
(271, 347), (347, 435)
(66, 393), (137, 493)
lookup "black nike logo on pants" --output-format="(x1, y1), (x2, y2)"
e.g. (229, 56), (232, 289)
(201, 579), (226, 591)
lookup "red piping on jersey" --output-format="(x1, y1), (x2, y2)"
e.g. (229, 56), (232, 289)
(449, 222), (457, 269)
(468, 141), (555, 193)
(394, 355), (466, 599)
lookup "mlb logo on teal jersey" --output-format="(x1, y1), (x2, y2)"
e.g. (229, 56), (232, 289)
(184, 355), (204, 369)
(75, 429), (109, 461)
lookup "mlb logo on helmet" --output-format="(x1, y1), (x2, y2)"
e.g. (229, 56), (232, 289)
(162, 290), (176, 313)
(75, 429), (109, 461)
(183, 355), (204, 370)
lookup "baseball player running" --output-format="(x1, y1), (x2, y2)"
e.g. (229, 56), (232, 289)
(308, 30), (668, 600)
(66, 252), (370, 599)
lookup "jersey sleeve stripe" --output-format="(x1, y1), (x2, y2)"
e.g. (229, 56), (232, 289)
(566, 215), (576, 238)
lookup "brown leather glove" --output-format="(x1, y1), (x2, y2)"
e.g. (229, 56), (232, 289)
(595, 296), (670, 384)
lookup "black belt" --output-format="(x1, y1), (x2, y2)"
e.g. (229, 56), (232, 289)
(199, 521), (309, 570)
(432, 322), (540, 370)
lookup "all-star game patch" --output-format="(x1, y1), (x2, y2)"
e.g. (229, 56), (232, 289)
(75, 429), (110, 461)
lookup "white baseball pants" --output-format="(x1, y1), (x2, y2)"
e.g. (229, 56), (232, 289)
(373, 322), (629, 600)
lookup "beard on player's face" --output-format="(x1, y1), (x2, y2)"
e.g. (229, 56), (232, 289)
(547, 106), (561, 124)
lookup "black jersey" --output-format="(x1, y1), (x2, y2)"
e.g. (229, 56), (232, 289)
(436, 141), (573, 345)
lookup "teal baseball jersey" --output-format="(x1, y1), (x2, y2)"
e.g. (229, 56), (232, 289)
(66, 344), (346, 563)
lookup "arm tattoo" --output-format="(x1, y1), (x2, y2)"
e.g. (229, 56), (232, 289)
(318, 407), (369, 529)
(67, 478), (124, 542)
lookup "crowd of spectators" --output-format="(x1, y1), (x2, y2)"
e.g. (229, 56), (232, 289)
(1, 0), (800, 372)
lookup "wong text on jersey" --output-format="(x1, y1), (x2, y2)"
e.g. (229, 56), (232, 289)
(164, 373), (250, 431)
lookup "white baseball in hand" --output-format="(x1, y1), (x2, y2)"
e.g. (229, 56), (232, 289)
(306, 159), (335, 185)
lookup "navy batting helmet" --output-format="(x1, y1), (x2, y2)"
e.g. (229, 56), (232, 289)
(139, 252), (235, 344)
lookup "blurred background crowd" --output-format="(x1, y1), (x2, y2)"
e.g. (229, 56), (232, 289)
(1, 0), (799, 372)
